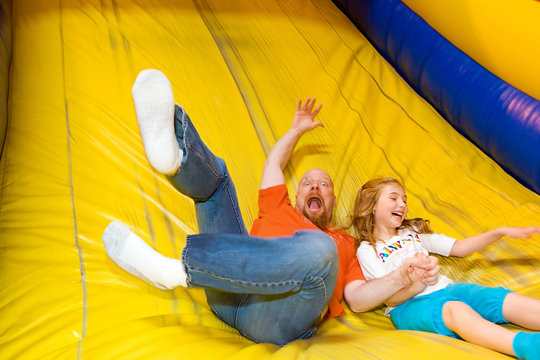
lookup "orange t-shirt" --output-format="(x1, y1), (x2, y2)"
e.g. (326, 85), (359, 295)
(250, 184), (365, 318)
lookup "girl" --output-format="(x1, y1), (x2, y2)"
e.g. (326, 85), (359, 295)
(351, 177), (540, 360)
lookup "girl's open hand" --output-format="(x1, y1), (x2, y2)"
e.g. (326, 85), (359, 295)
(502, 226), (540, 239)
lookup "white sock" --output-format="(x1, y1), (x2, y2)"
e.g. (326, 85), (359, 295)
(102, 221), (187, 289)
(132, 69), (183, 175)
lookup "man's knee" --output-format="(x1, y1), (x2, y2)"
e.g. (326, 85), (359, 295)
(296, 231), (337, 258)
(294, 231), (338, 278)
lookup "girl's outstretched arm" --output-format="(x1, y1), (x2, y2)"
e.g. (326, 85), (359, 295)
(449, 226), (540, 257)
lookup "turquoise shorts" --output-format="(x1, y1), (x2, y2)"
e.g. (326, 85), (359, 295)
(389, 283), (513, 339)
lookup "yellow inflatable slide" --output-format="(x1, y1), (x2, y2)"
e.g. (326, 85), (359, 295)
(1, 0), (538, 359)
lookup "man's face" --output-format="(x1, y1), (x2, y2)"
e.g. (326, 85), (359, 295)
(295, 168), (336, 229)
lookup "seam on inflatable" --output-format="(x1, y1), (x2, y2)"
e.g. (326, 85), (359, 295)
(58, 2), (88, 357)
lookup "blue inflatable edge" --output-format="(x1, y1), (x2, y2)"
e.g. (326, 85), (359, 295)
(333, 0), (540, 194)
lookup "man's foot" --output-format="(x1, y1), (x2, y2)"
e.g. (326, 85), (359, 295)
(132, 69), (183, 174)
(102, 221), (187, 289)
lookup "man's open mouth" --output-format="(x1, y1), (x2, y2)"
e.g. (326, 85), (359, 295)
(307, 197), (322, 210)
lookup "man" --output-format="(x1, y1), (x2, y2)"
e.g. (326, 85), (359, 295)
(103, 69), (438, 345)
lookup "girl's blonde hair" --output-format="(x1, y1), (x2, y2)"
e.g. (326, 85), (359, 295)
(347, 177), (432, 250)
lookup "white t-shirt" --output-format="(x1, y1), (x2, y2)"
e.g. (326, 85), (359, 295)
(357, 228), (456, 299)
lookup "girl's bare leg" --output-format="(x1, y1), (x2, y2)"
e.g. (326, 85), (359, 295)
(442, 301), (516, 356)
(503, 292), (540, 330)
(443, 300), (540, 359)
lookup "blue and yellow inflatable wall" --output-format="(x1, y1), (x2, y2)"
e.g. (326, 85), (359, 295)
(0, 0), (539, 359)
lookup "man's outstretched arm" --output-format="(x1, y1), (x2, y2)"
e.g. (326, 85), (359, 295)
(259, 98), (322, 189)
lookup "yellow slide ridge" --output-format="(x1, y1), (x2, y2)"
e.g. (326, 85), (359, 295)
(1, 1), (538, 359)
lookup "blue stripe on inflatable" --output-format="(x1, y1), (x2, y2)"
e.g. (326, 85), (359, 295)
(333, 0), (540, 194)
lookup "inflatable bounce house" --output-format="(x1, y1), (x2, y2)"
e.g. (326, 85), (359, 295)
(1, 0), (539, 358)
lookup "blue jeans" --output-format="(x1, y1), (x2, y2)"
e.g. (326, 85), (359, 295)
(167, 106), (338, 345)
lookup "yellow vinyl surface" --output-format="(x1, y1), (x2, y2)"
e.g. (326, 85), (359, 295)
(0, 1), (538, 359)
(402, 0), (540, 101)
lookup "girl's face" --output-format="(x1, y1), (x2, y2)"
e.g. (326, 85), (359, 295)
(373, 183), (408, 230)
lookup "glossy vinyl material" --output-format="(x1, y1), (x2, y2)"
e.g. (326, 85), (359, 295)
(0, 0), (538, 359)
(334, 0), (540, 194)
